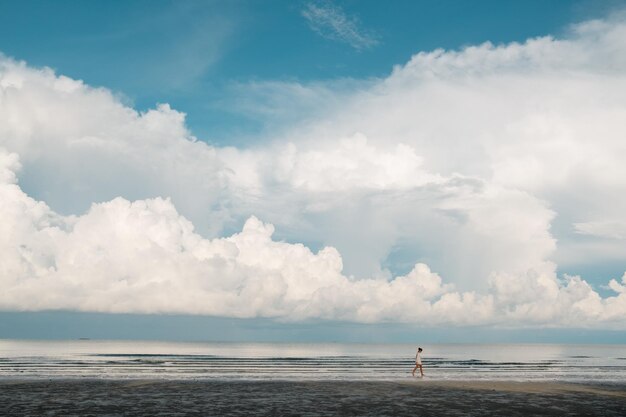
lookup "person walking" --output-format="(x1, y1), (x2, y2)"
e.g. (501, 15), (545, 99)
(412, 347), (424, 377)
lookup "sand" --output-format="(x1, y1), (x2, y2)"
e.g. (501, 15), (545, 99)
(1, 379), (625, 416)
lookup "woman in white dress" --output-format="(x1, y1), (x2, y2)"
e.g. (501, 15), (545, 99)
(412, 347), (424, 377)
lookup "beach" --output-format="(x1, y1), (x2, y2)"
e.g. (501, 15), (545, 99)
(2, 340), (625, 415)
(2, 379), (625, 417)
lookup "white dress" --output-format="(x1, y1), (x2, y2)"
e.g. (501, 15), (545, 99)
(415, 351), (422, 365)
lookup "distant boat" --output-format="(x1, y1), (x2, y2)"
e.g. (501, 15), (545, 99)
(78, 338), (90, 340)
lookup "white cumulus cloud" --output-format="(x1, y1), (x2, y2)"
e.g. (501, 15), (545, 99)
(0, 149), (625, 326)
(1, 11), (626, 327)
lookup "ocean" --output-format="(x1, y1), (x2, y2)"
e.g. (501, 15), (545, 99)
(1, 339), (624, 382)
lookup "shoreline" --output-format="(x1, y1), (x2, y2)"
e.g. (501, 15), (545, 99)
(2, 379), (625, 416)
(2, 377), (625, 387)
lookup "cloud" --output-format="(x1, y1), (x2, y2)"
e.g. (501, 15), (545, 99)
(608, 273), (626, 294)
(0, 56), (232, 237)
(219, 78), (371, 129)
(243, 12), (626, 280)
(575, 221), (626, 240)
(301, 1), (379, 50)
(0, 149), (624, 326)
(0, 53), (556, 282)
(1, 11), (626, 327)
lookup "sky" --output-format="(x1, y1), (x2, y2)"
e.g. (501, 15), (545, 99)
(1, 0), (626, 342)
(1, 0), (616, 142)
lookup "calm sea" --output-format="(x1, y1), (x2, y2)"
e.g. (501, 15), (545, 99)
(0, 340), (624, 382)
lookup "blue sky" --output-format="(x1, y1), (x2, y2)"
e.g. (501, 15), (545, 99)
(0, 0), (615, 143)
(1, 0), (626, 342)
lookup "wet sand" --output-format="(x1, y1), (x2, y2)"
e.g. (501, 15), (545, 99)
(1, 379), (625, 416)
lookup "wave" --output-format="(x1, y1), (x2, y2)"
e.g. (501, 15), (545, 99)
(1, 341), (625, 382)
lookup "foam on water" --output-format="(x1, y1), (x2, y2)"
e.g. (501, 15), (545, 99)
(1, 340), (624, 382)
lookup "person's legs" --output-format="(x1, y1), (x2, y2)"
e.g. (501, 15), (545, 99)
(418, 364), (424, 377)
(412, 364), (419, 376)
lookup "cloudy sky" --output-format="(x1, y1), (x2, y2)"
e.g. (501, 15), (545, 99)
(1, 0), (625, 341)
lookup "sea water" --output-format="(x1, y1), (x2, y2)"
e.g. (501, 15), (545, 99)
(0, 339), (624, 382)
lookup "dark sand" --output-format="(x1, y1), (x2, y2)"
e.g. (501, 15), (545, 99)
(1, 379), (625, 416)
